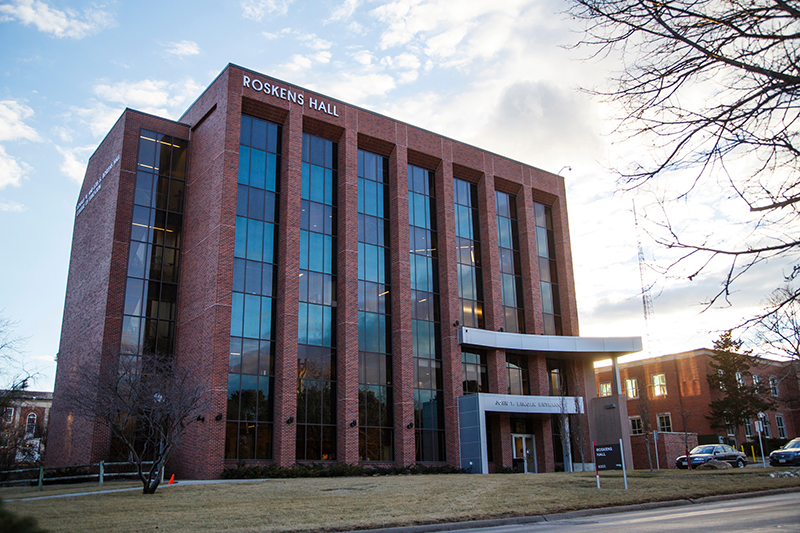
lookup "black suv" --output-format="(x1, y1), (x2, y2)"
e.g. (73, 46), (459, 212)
(769, 438), (800, 466)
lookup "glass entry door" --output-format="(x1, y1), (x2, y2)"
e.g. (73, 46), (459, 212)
(512, 434), (537, 474)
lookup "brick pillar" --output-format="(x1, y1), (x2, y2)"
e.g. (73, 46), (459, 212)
(436, 154), (462, 467)
(337, 114), (360, 464)
(477, 173), (502, 331)
(390, 138), (415, 466)
(273, 102), (303, 467)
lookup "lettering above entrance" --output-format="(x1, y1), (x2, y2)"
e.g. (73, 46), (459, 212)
(243, 75), (340, 117)
(478, 393), (584, 415)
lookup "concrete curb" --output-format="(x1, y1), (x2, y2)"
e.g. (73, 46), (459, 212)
(339, 486), (800, 533)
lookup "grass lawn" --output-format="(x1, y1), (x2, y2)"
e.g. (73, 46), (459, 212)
(3, 468), (799, 532)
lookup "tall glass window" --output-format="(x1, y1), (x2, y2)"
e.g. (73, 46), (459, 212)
(454, 178), (484, 328)
(297, 133), (338, 461)
(534, 202), (562, 335)
(122, 130), (187, 360)
(226, 115), (280, 461)
(358, 149), (393, 462)
(506, 353), (530, 395)
(409, 164), (445, 462)
(496, 191), (525, 333)
(461, 351), (488, 394)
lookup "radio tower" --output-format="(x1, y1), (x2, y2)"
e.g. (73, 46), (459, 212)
(633, 200), (654, 356)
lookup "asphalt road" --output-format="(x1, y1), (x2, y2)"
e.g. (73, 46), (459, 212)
(446, 492), (800, 533)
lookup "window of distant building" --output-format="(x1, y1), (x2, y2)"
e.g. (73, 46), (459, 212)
(752, 374), (761, 393)
(496, 191), (525, 333)
(652, 373), (667, 397)
(25, 413), (36, 438)
(657, 413), (672, 433)
(630, 417), (643, 435)
(776, 414), (787, 439)
(534, 202), (562, 335)
(763, 418), (771, 438)
(625, 378), (638, 399)
(745, 419), (754, 438)
(770, 376), (779, 397)
(358, 148), (393, 462)
(599, 382), (612, 397)
(2, 407), (12, 424)
(735, 372), (745, 388)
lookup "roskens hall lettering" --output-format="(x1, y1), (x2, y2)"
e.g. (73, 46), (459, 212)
(243, 75), (339, 117)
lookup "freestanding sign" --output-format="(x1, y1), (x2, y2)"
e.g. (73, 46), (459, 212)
(593, 440), (628, 490)
(594, 443), (623, 470)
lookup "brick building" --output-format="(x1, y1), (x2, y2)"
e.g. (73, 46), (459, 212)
(47, 64), (641, 478)
(595, 349), (799, 469)
(1, 390), (52, 466)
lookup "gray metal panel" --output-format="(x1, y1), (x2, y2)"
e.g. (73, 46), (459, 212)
(457, 394), (486, 473)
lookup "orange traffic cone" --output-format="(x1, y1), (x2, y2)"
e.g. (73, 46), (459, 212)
(168, 474), (175, 485)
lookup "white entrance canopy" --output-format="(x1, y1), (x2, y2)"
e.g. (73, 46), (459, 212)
(459, 327), (642, 357)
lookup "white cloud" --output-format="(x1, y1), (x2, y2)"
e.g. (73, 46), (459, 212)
(299, 33), (332, 51)
(0, 199), (26, 212)
(241, 0), (294, 20)
(0, 99), (39, 189)
(92, 78), (203, 119)
(352, 50), (374, 66)
(72, 102), (123, 138)
(262, 31), (279, 40)
(0, 0), (114, 39)
(0, 100), (40, 142)
(56, 145), (94, 184)
(328, 0), (361, 22)
(166, 40), (200, 57)
(0, 145), (31, 189)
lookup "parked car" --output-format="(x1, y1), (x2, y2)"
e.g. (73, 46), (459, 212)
(769, 438), (800, 467)
(676, 444), (747, 469)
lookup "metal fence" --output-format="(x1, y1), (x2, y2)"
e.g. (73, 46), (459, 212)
(0, 461), (158, 491)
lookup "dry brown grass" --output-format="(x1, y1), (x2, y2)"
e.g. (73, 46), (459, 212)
(4, 469), (799, 533)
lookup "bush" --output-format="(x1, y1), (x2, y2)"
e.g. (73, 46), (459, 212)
(0, 499), (47, 533)
(220, 462), (466, 479)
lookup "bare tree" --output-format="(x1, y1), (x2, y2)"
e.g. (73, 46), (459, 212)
(0, 312), (32, 402)
(752, 285), (800, 387)
(568, 0), (800, 313)
(68, 355), (207, 494)
(637, 379), (655, 472)
(568, 362), (589, 471)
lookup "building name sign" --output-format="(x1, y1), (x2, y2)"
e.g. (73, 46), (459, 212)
(76, 154), (120, 216)
(478, 393), (583, 415)
(243, 75), (340, 117)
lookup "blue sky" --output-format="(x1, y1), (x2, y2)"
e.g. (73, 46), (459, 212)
(0, 0), (784, 391)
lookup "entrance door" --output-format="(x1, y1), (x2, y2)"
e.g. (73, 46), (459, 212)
(512, 434), (537, 474)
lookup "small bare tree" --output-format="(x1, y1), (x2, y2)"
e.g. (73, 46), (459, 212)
(567, 361), (588, 471)
(69, 355), (207, 494)
(637, 379), (655, 472)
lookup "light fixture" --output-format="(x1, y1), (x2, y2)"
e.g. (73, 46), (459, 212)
(499, 327), (504, 332)
(215, 413), (223, 421)
(350, 420), (357, 427)
(196, 415), (205, 422)
(453, 320), (459, 327)
(286, 416), (295, 424)
(406, 422), (414, 429)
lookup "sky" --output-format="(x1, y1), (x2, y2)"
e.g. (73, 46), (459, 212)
(0, 0), (788, 391)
